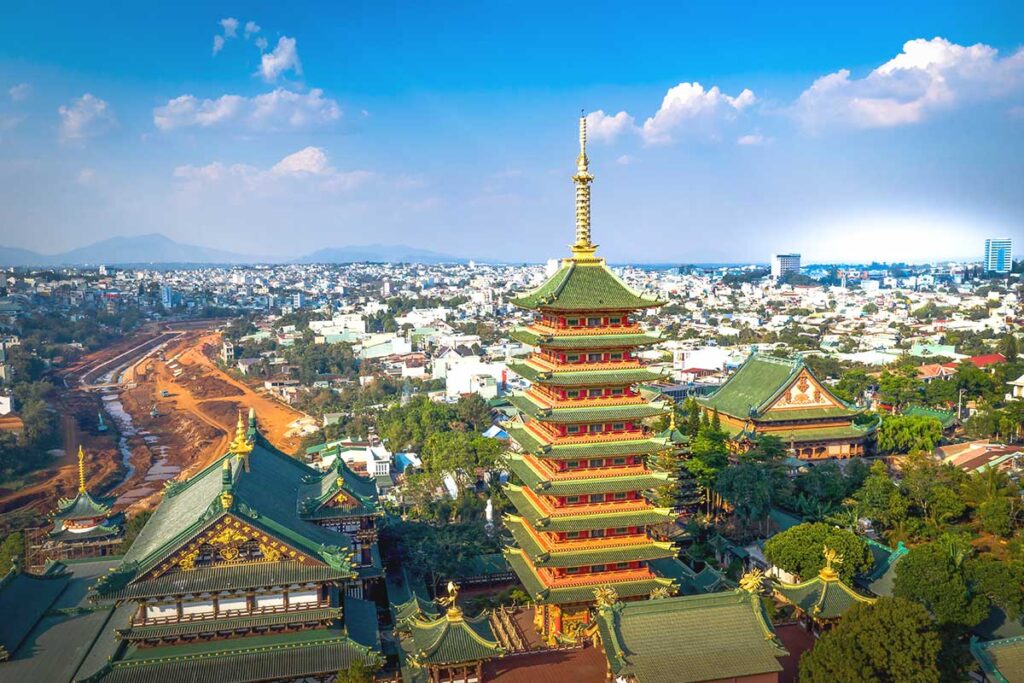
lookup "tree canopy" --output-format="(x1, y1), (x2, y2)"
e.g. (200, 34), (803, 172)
(763, 522), (873, 582)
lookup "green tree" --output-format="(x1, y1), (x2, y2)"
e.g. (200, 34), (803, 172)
(892, 539), (989, 629)
(899, 453), (966, 528)
(118, 510), (154, 553)
(878, 367), (924, 410)
(334, 659), (378, 683)
(800, 598), (942, 683)
(763, 522), (873, 582)
(998, 333), (1019, 362)
(878, 415), (943, 454)
(853, 461), (908, 529)
(0, 532), (25, 574)
(715, 461), (788, 531)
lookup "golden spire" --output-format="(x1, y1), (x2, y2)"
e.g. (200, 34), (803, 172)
(77, 445), (87, 494)
(570, 112), (599, 262)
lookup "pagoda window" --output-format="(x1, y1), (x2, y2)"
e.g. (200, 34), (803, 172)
(612, 423), (624, 431)
(592, 564), (607, 572)
(567, 354), (580, 363)
(613, 492), (628, 500)
(612, 457), (627, 465)
(587, 317), (601, 327)
(588, 388), (603, 397)
(566, 531), (580, 539)
(565, 567), (580, 574)
(591, 529), (605, 538)
(610, 353), (623, 361)
(614, 562), (629, 570)
(566, 425), (580, 434)
(591, 494), (605, 503)
(611, 388), (623, 396)
(567, 318), (580, 327)
(566, 495), (580, 504)
(566, 390), (580, 398)
(566, 460), (580, 468)
(587, 353), (602, 363)
(613, 527), (629, 535)
(610, 316), (622, 325)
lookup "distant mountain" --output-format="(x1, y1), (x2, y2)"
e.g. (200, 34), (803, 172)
(0, 245), (48, 267)
(295, 244), (465, 264)
(0, 233), (268, 266)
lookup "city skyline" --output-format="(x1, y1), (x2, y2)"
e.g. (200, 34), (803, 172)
(1, 1), (1023, 263)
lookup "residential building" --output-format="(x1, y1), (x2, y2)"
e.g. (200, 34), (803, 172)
(771, 253), (801, 279)
(984, 237), (1012, 274)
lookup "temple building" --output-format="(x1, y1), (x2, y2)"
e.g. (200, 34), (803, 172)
(771, 547), (876, 634)
(502, 116), (678, 643)
(27, 445), (124, 569)
(80, 412), (384, 682)
(698, 354), (878, 459)
(592, 588), (789, 683)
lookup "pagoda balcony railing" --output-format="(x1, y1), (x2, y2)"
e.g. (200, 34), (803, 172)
(535, 532), (656, 553)
(541, 566), (656, 589)
(525, 424), (654, 445)
(135, 598), (332, 626)
(529, 323), (643, 337)
(527, 357), (644, 373)
(524, 391), (648, 410)
(538, 464), (654, 481)
(524, 488), (656, 517)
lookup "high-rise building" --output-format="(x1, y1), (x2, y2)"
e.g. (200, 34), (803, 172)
(985, 238), (1012, 274)
(771, 253), (801, 279)
(502, 117), (677, 644)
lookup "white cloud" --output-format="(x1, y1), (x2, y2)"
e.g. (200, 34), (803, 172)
(255, 36), (268, 51)
(641, 82), (755, 144)
(220, 17), (239, 38)
(615, 154), (634, 165)
(153, 88), (341, 132)
(174, 147), (373, 194)
(9, 83), (30, 101)
(737, 133), (765, 145)
(585, 110), (636, 142)
(212, 35), (225, 55)
(794, 37), (1024, 129)
(271, 146), (330, 175)
(58, 93), (116, 142)
(244, 21), (261, 38)
(76, 168), (96, 185)
(260, 37), (302, 82)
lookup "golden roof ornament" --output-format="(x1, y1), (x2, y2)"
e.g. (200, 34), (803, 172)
(819, 545), (843, 581)
(594, 584), (619, 609)
(438, 580), (463, 620)
(77, 445), (87, 494)
(229, 410), (253, 464)
(739, 568), (766, 594)
(570, 112), (599, 263)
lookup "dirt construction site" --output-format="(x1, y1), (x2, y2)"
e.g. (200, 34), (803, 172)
(0, 326), (318, 518)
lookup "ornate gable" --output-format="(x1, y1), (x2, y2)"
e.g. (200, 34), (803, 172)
(765, 369), (844, 412)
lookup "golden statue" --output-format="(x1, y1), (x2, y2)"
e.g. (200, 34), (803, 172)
(739, 568), (766, 594)
(820, 545), (843, 580)
(438, 581), (462, 619)
(650, 586), (672, 600)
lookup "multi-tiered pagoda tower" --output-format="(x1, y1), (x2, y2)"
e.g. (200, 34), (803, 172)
(502, 116), (678, 643)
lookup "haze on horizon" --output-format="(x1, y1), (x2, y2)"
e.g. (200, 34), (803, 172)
(0, 1), (1022, 265)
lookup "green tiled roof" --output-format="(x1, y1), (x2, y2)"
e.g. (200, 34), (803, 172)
(506, 425), (668, 460)
(511, 328), (662, 349)
(0, 565), (71, 659)
(85, 628), (381, 683)
(298, 458), (379, 520)
(55, 490), (114, 521)
(505, 515), (676, 568)
(775, 573), (876, 620)
(699, 353), (857, 419)
(406, 612), (503, 666)
(760, 422), (879, 444)
(103, 435), (357, 591)
(116, 607), (343, 641)
(904, 405), (957, 429)
(507, 361), (665, 387)
(505, 453), (671, 496)
(510, 261), (662, 311)
(48, 522), (122, 542)
(972, 635), (1024, 683)
(96, 561), (354, 600)
(509, 394), (668, 424)
(503, 484), (674, 532)
(504, 549), (676, 605)
(595, 591), (786, 683)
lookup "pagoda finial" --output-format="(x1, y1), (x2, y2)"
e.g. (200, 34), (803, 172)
(77, 445), (87, 494)
(570, 112), (599, 262)
(819, 545), (843, 581)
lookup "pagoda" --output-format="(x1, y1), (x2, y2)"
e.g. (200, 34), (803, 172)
(502, 116), (678, 643)
(28, 445), (123, 568)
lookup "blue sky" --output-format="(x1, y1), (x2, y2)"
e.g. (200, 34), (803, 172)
(1, 1), (1022, 263)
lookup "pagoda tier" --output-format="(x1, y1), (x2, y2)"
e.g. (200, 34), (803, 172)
(502, 116), (677, 643)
